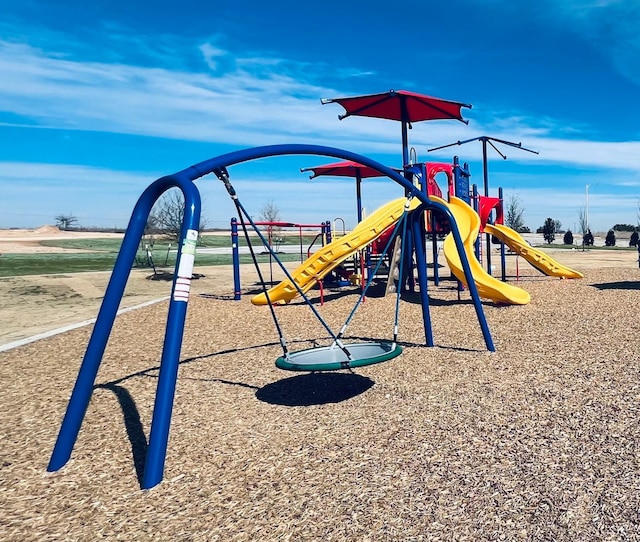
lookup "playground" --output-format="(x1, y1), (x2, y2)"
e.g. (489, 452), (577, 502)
(3, 89), (640, 540)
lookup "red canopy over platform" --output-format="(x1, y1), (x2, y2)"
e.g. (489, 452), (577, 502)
(321, 89), (471, 124)
(300, 160), (401, 223)
(301, 160), (399, 179)
(321, 89), (472, 167)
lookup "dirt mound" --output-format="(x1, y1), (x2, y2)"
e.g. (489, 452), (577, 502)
(34, 225), (61, 234)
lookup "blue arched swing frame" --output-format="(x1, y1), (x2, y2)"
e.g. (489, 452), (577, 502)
(48, 144), (494, 490)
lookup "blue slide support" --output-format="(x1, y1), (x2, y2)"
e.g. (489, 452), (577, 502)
(499, 187), (507, 282)
(48, 143), (494, 490)
(472, 184), (481, 261)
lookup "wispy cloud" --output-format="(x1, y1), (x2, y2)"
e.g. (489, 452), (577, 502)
(0, 159), (401, 230)
(550, 1), (640, 85)
(1, 36), (639, 175)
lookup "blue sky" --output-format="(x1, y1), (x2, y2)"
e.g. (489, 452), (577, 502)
(1, 0), (639, 233)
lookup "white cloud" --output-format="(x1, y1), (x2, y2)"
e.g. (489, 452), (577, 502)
(198, 42), (227, 71)
(1, 38), (639, 176)
(2, 28), (640, 233)
(555, 1), (640, 84)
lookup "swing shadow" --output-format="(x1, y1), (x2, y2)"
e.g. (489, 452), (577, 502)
(94, 383), (148, 484)
(181, 340), (376, 405)
(89, 338), (376, 486)
(255, 372), (375, 407)
(347, 335), (487, 354)
(88, 340), (283, 486)
(592, 280), (640, 291)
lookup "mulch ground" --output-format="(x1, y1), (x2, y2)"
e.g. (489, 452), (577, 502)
(2, 266), (640, 541)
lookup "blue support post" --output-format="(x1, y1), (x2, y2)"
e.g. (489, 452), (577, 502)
(452, 156), (471, 204)
(412, 210), (433, 346)
(231, 217), (241, 300)
(402, 219), (415, 293)
(431, 212), (439, 286)
(472, 184), (480, 262)
(324, 221), (332, 244)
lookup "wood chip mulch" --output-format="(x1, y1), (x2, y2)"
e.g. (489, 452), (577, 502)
(2, 266), (640, 541)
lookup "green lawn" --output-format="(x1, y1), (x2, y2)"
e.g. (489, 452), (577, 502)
(38, 233), (322, 252)
(540, 243), (636, 251)
(0, 234), (311, 278)
(9, 233), (631, 278)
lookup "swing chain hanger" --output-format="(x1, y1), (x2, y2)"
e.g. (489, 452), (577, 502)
(213, 166), (237, 199)
(427, 135), (539, 160)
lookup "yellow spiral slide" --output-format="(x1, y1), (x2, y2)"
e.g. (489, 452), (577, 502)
(434, 195), (532, 305)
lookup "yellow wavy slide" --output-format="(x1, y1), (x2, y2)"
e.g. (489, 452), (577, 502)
(483, 223), (584, 279)
(251, 197), (420, 305)
(434, 195), (531, 305)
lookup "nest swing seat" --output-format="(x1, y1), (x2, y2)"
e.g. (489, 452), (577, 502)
(275, 341), (403, 372)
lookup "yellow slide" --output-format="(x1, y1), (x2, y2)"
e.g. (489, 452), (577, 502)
(483, 223), (584, 279)
(434, 195), (531, 305)
(251, 197), (420, 305)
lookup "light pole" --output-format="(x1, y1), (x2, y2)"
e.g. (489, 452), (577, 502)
(585, 183), (599, 233)
(585, 184), (590, 232)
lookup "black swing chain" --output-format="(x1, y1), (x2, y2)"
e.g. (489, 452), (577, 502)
(214, 167), (290, 357)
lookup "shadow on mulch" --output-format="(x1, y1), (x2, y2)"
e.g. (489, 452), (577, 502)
(256, 372), (374, 407)
(146, 271), (206, 281)
(592, 280), (640, 291)
(95, 382), (148, 485)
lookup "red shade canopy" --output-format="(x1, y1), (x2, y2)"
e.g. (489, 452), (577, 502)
(321, 89), (471, 124)
(301, 160), (400, 179)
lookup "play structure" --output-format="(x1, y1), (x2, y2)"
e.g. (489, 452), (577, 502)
(252, 158), (583, 307)
(47, 89), (583, 491)
(250, 197), (420, 305)
(230, 219), (329, 300)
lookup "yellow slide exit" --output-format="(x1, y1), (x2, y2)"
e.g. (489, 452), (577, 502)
(483, 223), (584, 279)
(434, 195), (531, 305)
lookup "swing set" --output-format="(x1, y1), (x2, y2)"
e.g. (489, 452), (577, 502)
(47, 144), (494, 490)
(233, 189), (418, 372)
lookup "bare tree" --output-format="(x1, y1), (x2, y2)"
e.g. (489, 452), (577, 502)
(554, 219), (562, 233)
(578, 207), (589, 250)
(55, 214), (79, 230)
(149, 188), (207, 241)
(504, 195), (525, 232)
(259, 201), (281, 223)
(577, 207), (588, 235)
(258, 200), (283, 251)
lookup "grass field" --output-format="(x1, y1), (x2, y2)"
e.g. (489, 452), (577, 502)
(0, 234), (320, 277)
(1, 232), (637, 278)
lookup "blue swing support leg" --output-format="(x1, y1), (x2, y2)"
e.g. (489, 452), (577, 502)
(411, 211), (434, 347)
(48, 174), (201, 490)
